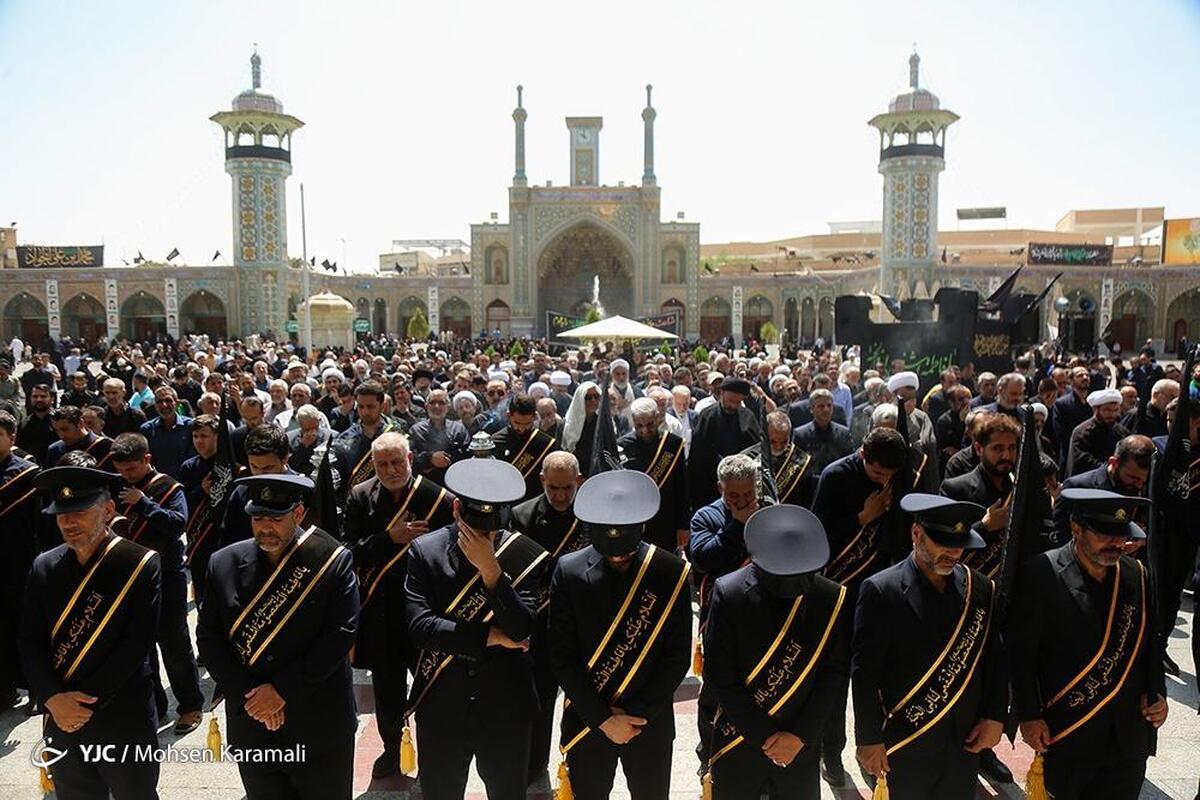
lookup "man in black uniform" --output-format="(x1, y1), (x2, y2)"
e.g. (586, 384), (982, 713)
(21, 466), (161, 799)
(704, 504), (849, 799)
(741, 409), (817, 507)
(196, 474), (359, 799)
(109, 432), (205, 735)
(492, 392), (560, 503)
(179, 413), (234, 609)
(618, 397), (689, 551)
(687, 377), (761, 511)
(342, 431), (454, 779)
(0, 410), (39, 707)
(1052, 365), (1094, 465)
(1010, 489), (1168, 800)
(1067, 388), (1130, 477)
(46, 406), (115, 470)
(404, 458), (548, 800)
(853, 493), (1007, 799)
(809, 427), (909, 786)
(549, 469), (692, 800)
(17, 384), (54, 466)
(510, 450), (587, 785)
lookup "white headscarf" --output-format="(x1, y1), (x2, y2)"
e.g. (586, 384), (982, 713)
(562, 381), (599, 453)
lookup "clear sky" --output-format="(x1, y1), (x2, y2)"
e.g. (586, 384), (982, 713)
(2, 0), (1198, 272)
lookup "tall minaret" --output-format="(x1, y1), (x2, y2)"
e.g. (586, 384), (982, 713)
(512, 85), (527, 187)
(868, 51), (958, 297)
(642, 84), (656, 186)
(210, 50), (304, 336)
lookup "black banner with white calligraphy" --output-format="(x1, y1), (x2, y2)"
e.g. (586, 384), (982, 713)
(17, 245), (104, 269)
(1027, 242), (1113, 267)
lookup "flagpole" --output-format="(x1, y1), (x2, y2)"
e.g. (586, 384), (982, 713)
(300, 183), (312, 351)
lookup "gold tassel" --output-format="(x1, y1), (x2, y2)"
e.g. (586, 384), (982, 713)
(206, 716), (222, 761)
(1025, 753), (1048, 800)
(871, 772), (889, 800)
(701, 770), (713, 800)
(39, 765), (54, 794)
(555, 759), (573, 800)
(400, 724), (417, 776)
(692, 639), (705, 676)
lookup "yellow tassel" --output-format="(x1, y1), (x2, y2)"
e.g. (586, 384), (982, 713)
(39, 765), (54, 794)
(1025, 753), (1049, 800)
(701, 770), (713, 800)
(206, 716), (222, 762)
(871, 772), (889, 800)
(400, 724), (417, 776)
(692, 639), (705, 676)
(555, 759), (573, 800)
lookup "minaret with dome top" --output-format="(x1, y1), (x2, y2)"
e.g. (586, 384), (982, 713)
(868, 51), (958, 298)
(210, 50), (304, 337)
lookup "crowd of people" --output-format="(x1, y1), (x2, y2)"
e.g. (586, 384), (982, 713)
(1, 326), (1197, 800)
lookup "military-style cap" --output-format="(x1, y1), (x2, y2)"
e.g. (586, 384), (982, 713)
(900, 493), (987, 549)
(1062, 488), (1149, 540)
(745, 504), (831, 576)
(575, 470), (660, 556)
(445, 458), (525, 531)
(237, 474), (314, 517)
(35, 466), (115, 514)
(720, 376), (753, 396)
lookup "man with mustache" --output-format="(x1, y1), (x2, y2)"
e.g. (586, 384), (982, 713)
(197, 474), (359, 798)
(16, 384), (55, 467)
(1053, 435), (1154, 545)
(20, 466), (161, 798)
(1009, 489), (1167, 799)
(853, 494), (1007, 798)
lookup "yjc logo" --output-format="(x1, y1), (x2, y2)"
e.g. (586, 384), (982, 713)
(30, 736), (68, 769)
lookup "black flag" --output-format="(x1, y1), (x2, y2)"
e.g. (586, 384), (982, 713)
(876, 293), (903, 320)
(212, 250), (221, 262)
(166, 247), (180, 261)
(589, 378), (623, 476)
(321, 259), (333, 271)
(1015, 272), (1063, 321)
(979, 266), (1022, 313)
(995, 405), (1046, 621)
(304, 442), (340, 538)
(756, 397), (778, 504)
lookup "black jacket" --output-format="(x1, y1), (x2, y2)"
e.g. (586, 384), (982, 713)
(705, 566), (848, 748)
(196, 532), (359, 750)
(548, 543), (691, 730)
(686, 405), (761, 512)
(1008, 544), (1159, 761)
(852, 556), (1007, 756)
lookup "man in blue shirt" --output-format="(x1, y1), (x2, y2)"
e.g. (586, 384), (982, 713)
(139, 385), (195, 480)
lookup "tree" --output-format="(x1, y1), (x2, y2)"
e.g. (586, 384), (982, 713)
(406, 307), (430, 340)
(509, 339), (525, 357)
(760, 320), (780, 344)
(585, 306), (602, 324)
(692, 344), (710, 364)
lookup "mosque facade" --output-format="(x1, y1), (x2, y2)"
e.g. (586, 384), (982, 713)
(3, 53), (1199, 355)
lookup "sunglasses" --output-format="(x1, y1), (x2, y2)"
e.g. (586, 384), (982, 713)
(487, 389), (506, 397)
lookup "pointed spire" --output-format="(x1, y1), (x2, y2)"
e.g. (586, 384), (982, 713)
(645, 84), (653, 108)
(517, 84), (524, 109)
(251, 49), (262, 91)
(512, 84), (527, 186)
(908, 48), (920, 89)
(642, 84), (656, 185)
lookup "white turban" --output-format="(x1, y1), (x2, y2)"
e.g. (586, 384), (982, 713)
(453, 390), (478, 410)
(1032, 402), (1048, 418)
(528, 381), (550, 398)
(487, 370), (510, 384)
(1087, 388), (1122, 407)
(610, 358), (630, 372)
(550, 370), (572, 387)
(887, 371), (919, 393)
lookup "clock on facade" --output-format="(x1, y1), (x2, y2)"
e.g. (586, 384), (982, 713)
(576, 128), (592, 143)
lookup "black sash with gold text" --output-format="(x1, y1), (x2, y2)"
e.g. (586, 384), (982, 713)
(709, 579), (846, 765)
(535, 518), (590, 615)
(0, 462), (39, 520)
(963, 534), (1004, 580)
(407, 531), (548, 715)
(645, 434), (684, 489)
(882, 567), (994, 754)
(84, 435), (115, 469)
(560, 546), (692, 754)
(824, 522), (883, 586)
(227, 527), (347, 668)
(356, 476), (449, 611)
(115, 472), (183, 545)
(505, 429), (557, 479)
(49, 535), (156, 682)
(1044, 558), (1146, 745)
(345, 420), (401, 489)
(774, 444), (812, 506)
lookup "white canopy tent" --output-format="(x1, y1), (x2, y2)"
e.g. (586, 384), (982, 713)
(557, 314), (678, 342)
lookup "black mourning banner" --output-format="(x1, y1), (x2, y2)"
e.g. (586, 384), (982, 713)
(17, 245), (104, 269)
(1027, 242), (1112, 267)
